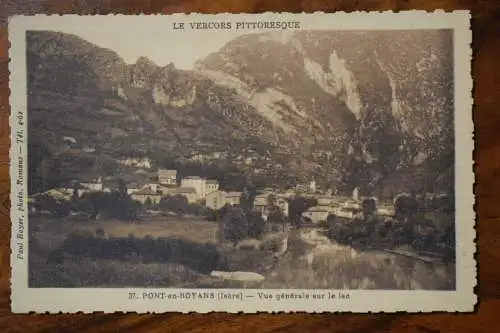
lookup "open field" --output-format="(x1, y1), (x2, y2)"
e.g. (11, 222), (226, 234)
(30, 216), (220, 247)
(29, 216), (260, 288)
(29, 217), (455, 290)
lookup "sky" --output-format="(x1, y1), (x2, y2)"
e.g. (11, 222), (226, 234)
(26, 16), (252, 69)
(15, 13), (461, 71)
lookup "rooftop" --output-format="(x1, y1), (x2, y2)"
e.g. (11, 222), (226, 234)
(306, 206), (331, 212)
(182, 176), (204, 180)
(158, 169), (177, 174)
(125, 181), (147, 188)
(225, 191), (242, 197)
(159, 184), (178, 188)
(169, 187), (196, 194)
(131, 188), (161, 196)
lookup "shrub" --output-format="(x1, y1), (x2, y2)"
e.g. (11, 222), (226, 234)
(222, 207), (248, 246)
(247, 212), (266, 239)
(394, 193), (419, 220)
(60, 232), (227, 273)
(361, 197), (377, 216)
(95, 227), (106, 238)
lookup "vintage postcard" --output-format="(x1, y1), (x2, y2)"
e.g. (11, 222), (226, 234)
(9, 11), (474, 313)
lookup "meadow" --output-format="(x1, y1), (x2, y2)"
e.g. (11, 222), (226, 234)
(28, 216), (455, 290)
(28, 216), (268, 288)
(30, 216), (219, 247)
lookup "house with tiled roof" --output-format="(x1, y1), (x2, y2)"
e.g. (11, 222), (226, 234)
(205, 191), (243, 210)
(130, 188), (162, 205)
(165, 187), (197, 203)
(302, 206), (331, 223)
(225, 191), (242, 206)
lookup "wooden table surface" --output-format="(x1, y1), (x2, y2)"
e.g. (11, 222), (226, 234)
(0, 0), (499, 332)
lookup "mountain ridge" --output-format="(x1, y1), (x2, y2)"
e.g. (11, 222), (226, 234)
(27, 30), (454, 198)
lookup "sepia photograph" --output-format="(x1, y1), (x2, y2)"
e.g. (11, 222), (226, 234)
(9, 12), (474, 313)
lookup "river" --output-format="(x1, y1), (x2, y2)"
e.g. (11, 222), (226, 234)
(261, 228), (455, 290)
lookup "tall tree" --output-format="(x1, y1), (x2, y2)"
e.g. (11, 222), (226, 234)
(268, 205), (286, 231)
(222, 207), (248, 246)
(144, 197), (153, 210)
(288, 196), (317, 227)
(247, 211), (266, 239)
(28, 140), (62, 194)
(240, 184), (257, 212)
(266, 193), (277, 211)
(71, 182), (80, 202)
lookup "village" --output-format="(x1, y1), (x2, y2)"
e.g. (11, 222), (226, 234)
(27, 162), (455, 290)
(28, 161), (398, 226)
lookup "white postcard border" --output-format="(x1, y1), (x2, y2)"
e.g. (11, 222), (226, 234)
(9, 11), (475, 313)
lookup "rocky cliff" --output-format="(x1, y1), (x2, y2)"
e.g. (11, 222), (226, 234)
(26, 29), (454, 196)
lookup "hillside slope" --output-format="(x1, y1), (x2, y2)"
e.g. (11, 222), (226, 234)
(27, 30), (454, 197)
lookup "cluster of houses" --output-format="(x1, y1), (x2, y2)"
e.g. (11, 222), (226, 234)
(117, 157), (153, 169)
(129, 170), (215, 205)
(126, 170), (394, 223)
(32, 165), (399, 224)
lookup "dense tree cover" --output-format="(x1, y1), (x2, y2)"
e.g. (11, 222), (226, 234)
(247, 211), (266, 239)
(267, 206), (286, 231)
(159, 195), (189, 214)
(394, 193), (419, 220)
(215, 204), (267, 245)
(361, 197), (377, 216)
(325, 193), (455, 259)
(77, 190), (141, 220)
(239, 185), (257, 212)
(222, 207), (249, 246)
(32, 185), (142, 221)
(28, 140), (61, 194)
(33, 194), (71, 217)
(264, 194), (288, 231)
(59, 232), (226, 273)
(288, 196), (318, 227)
(143, 197), (154, 210)
(158, 195), (210, 216)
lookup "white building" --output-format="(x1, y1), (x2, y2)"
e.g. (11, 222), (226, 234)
(253, 194), (289, 217)
(130, 188), (162, 205)
(205, 180), (220, 195)
(158, 169), (177, 185)
(225, 192), (242, 206)
(166, 187), (197, 204)
(331, 201), (362, 219)
(254, 194), (269, 207)
(276, 197), (289, 217)
(147, 183), (159, 193)
(80, 177), (103, 192)
(44, 188), (73, 201)
(127, 187), (141, 195)
(295, 183), (308, 193)
(118, 157), (152, 169)
(302, 206), (330, 223)
(180, 176), (207, 200)
(309, 180), (317, 193)
(205, 191), (244, 210)
(378, 207), (395, 217)
(316, 195), (335, 207)
(352, 187), (360, 201)
(206, 191), (227, 210)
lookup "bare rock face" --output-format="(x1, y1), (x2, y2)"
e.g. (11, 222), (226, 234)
(198, 30), (453, 195)
(27, 30), (453, 197)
